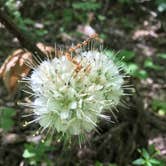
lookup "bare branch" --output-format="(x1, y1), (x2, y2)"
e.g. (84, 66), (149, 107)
(0, 7), (46, 60)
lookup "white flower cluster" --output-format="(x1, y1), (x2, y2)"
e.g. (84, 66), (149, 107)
(28, 50), (124, 136)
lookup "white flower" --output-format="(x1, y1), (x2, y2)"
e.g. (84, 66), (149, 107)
(24, 50), (124, 137)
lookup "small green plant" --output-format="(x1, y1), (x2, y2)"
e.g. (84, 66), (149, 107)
(95, 161), (117, 166)
(23, 142), (53, 166)
(152, 100), (166, 116)
(106, 49), (148, 80)
(118, 50), (136, 61)
(5, 0), (48, 39)
(0, 107), (16, 132)
(132, 145), (162, 166)
(5, 0), (21, 19)
(144, 58), (163, 71)
(117, 50), (148, 80)
(71, 0), (101, 23)
(155, 0), (166, 12)
(72, 1), (101, 11)
(127, 63), (148, 80)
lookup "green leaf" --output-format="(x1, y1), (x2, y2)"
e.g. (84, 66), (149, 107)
(149, 159), (161, 165)
(23, 142), (53, 164)
(144, 58), (163, 70)
(63, 9), (73, 23)
(136, 70), (148, 79)
(152, 100), (166, 111)
(126, 63), (138, 73)
(0, 107), (16, 131)
(148, 144), (157, 155)
(118, 50), (135, 61)
(98, 15), (106, 21)
(1, 107), (16, 117)
(144, 59), (154, 68)
(105, 50), (115, 58)
(157, 53), (166, 59)
(142, 148), (150, 159)
(35, 29), (48, 37)
(95, 161), (103, 166)
(158, 3), (166, 12)
(124, 63), (148, 79)
(24, 18), (35, 25)
(128, 69), (148, 79)
(146, 162), (152, 166)
(138, 148), (142, 154)
(108, 164), (118, 166)
(1, 118), (14, 131)
(72, 2), (101, 11)
(132, 158), (145, 165)
(23, 149), (36, 158)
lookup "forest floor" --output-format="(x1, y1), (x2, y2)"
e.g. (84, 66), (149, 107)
(0, 1), (166, 166)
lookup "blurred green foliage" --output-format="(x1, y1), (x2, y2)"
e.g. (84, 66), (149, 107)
(0, 107), (16, 131)
(117, 0), (166, 12)
(72, 1), (101, 11)
(95, 161), (118, 166)
(118, 50), (148, 79)
(23, 142), (53, 166)
(106, 49), (149, 80)
(132, 145), (165, 166)
(152, 100), (166, 116)
(155, 0), (166, 12)
(118, 0), (133, 4)
(144, 58), (163, 71)
(4, 0), (48, 40)
(157, 53), (166, 59)
(117, 50), (135, 61)
(3, 0), (102, 38)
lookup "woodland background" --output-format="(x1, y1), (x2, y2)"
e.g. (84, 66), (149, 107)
(0, 0), (166, 166)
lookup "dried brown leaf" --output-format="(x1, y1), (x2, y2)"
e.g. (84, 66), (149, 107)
(0, 43), (59, 95)
(0, 49), (32, 95)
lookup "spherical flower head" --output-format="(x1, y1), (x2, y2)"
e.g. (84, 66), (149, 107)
(28, 50), (124, 137)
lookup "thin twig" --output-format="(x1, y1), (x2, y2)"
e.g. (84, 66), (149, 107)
(0, 7), (46, 61)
